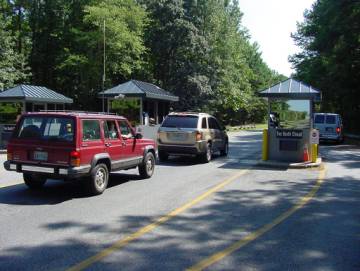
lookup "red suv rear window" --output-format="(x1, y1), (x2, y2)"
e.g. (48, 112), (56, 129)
(14, 116), (75, 142)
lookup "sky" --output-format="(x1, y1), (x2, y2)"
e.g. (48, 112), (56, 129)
(238, 0), (316, 77)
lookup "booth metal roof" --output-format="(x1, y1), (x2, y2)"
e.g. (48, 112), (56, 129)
(0, 85), (73, 103)
(99, 80), (179, 102)
(259, 78), (321, 100)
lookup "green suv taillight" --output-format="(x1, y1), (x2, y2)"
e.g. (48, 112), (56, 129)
(196, 131), (203, 141)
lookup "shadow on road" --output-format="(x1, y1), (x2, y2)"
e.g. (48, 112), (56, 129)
(2, 132), (359, 270)
(1, 169), (359, 270)
(0, 173), (143, 205)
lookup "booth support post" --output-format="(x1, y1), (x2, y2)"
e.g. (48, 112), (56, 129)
(262, 129), (268, 161)
(311, 144), (318, 163)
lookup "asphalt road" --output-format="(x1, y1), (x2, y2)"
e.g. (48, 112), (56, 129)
(0, 131), (359, 271)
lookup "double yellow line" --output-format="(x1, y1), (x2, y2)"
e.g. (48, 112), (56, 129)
(187, 166), (326, 270)
(68, 169), (250, 271)
(68, 166), (325, 271)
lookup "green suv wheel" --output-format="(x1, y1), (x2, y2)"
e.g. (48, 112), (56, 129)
(220, 141), (229, 156)
(199, 143), (212, 163)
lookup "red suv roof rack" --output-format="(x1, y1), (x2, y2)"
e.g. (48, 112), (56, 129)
(39, 110), (117, 115)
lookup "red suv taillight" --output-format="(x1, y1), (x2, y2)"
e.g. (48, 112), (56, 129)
(336, 127), (341, 134)
(70, 151), (81, 167)
(196, 131), (203, 141)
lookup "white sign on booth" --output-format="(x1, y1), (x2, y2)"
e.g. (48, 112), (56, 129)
(310, 129), (320, 144)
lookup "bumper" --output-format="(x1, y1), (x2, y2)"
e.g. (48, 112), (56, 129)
(4, 161), (91, 178)
(158, 141), (207, 155)
(319, 133), (342, 141)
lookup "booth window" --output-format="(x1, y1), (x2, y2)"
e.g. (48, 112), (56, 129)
(47, 104), (55, 110)
(270, 99), (310, 129)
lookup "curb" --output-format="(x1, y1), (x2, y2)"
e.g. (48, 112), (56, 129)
(258, 158), (322, 169)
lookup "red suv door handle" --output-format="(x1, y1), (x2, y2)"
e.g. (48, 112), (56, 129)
(105, 143), (112, 147)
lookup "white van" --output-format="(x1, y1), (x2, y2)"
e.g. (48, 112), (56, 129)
(313, 113), (344, 143)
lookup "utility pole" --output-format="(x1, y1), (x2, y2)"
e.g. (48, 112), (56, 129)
(102, 19), (106, 113)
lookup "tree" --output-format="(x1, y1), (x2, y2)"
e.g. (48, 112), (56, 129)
(143, 0), (211, 110)
(0, 8), (30, 90)
(290, 0), (360, 132)
(1, 0), (282, 125)
(27, 0), (149, 109)
(84, 0), (149, 78)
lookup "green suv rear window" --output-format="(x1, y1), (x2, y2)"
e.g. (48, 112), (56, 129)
(162, 116), (199, 128)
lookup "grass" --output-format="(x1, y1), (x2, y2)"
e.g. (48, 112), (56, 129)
(226, 123), (267, 132)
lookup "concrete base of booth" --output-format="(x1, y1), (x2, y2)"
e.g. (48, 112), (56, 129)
(258, 157), (322, 169)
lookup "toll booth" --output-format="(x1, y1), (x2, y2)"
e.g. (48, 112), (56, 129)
(0, 84), (73, 149)
(259, 78), (321, 163)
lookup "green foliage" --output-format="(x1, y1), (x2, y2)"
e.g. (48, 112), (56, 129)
(290, 0), (360, 132)
(1, 0), (282, 125)
(0, 7), (30, 90)
(0, 103), (21, 123)
(26, 0), (148, 109)
(111, 99), (140, 125)
(111, 99), (140, 111)
(84, 0), (149, 77)
(143, 0), (279, 124)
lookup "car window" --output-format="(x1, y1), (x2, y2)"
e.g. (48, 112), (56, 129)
(104, 120), (119, 140)
(326, 115), (336, 124)
(209, 117), (220, 130)
(118, 120), (133, 138)
(15, 116), (74, 142)
(162, 116), (199, 128)
(201, 118), (207, 129)
(82, 120), (101, 141)
(314, 115), (325, 124)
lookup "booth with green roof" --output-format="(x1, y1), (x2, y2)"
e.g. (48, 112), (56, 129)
(0, 84), (73, 148)
(259, 78), (321, 163)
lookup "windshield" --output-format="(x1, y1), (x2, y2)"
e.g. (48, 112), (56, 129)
(162, 116), (199, 128)
(15, 116), (75, 142)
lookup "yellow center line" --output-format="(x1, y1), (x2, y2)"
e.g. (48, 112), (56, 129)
(187, 166), (326, 271)
(67, 169), (249, 271)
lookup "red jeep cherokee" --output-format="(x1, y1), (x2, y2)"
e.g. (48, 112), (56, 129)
(4, 112), (156, 195)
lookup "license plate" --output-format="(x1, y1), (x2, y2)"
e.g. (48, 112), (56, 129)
(326, 127), (334, 132)
(33, 151), (48, 161)
(169, 133), (186, 141)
